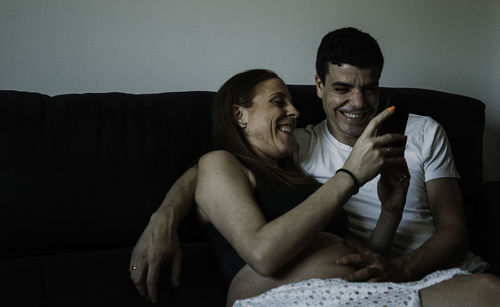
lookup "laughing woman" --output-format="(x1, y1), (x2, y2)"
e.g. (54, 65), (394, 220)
(194, 69), (412, 306)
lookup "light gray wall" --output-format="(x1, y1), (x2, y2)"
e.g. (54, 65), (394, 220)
(1, 0), (499, 180)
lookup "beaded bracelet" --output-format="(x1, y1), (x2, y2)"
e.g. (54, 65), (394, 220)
(335, 168), (360, 194)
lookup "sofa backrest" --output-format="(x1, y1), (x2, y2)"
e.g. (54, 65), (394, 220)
(0, 86), (484, 258)
(1, 90), (214, 258)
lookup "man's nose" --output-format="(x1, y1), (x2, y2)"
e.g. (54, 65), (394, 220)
(349, 90), (365, 108)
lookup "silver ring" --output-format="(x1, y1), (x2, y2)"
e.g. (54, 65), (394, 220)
(132, 266), (137, 270)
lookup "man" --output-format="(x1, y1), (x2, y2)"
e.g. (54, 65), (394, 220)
(129, 27), (481, 303)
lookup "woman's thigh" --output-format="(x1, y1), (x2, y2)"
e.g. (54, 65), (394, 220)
(227, 232), (356, 306)
(419, 273), (500, 307)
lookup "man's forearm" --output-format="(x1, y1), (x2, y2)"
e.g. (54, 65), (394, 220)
(392, 226), (468, 281)
(153, 166), (198, 229)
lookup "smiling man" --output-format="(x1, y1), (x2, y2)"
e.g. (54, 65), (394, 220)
(129, 27), (491, 303)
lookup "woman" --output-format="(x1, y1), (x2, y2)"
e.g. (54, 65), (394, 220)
(194, 69), (410, 306)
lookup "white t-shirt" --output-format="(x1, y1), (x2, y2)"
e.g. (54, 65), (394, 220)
(293, 114), (460, 256)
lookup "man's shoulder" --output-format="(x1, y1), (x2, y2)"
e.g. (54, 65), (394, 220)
(407, 113), (441, 126)
(406, 113), (442, 135)
(294, 120), (326, 140)
(293, 120), (327, 165)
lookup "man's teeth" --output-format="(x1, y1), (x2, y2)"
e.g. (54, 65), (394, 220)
(279, 126), (293, 133)
(342, 112), (363, 119)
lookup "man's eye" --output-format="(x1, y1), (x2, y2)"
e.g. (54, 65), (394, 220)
(364, 87), (378, 95)
(272, 99), (285, 106)
(334, 87), (349, 93)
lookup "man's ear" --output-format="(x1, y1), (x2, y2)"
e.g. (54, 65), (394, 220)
(315, 74), (324, 99)
(232, 105), (248, 128)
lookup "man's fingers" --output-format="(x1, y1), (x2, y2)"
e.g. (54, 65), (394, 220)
(171, 250), (183, 288)
(131, 265), (149, 300)
(147, 264), (161, 303)
(368, 275), (389, 282)
(346, 266), (377, 282)
(336, 253), (364, 265)
(353, 245), (376, 256)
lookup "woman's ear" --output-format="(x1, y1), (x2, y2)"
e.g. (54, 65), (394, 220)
(232, 105), (248, 128)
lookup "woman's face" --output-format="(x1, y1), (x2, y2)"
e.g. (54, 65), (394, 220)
(238, 78), (299, 163)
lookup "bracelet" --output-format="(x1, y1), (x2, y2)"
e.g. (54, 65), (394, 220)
(335, 168), (360, 194)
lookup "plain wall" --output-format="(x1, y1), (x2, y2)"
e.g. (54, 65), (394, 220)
(1, 0), (499, 180)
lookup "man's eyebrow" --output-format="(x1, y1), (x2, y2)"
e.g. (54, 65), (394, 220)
(330, 82), (352, 87)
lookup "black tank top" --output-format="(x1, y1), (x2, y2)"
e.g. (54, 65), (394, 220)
(204, 185), (348, 284)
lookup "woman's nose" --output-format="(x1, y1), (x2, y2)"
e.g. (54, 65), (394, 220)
(286, 104), (300, 118)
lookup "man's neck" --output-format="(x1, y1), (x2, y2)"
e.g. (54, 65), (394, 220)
(326, 121), (358, 147)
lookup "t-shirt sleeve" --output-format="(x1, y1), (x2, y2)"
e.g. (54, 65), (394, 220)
(422, 117), (460, 181)
(292, 125), (314, 166)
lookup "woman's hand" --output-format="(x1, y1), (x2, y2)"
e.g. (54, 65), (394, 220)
(343, 106), (407, 185)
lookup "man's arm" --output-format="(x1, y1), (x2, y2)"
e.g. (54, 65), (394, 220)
(340, 177), (467, 282)
(129, 166), (198, 303)
(391, 177), (468, 280)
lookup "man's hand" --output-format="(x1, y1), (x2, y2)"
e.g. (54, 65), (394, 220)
(129, 211), (182, 303)
(336, 246), (411, 282)
(377, 157), (410, 214)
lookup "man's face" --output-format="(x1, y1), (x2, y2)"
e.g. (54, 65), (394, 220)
(315, 63), (380, 146)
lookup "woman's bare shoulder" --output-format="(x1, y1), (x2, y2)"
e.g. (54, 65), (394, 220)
(199, 150), (238, 165)
(198, 150), (255, 188)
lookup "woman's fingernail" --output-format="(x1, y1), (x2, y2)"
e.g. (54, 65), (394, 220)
(388, 106), (396, 112)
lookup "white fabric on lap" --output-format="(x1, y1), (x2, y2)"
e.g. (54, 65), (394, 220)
(233, 267), (469, 307)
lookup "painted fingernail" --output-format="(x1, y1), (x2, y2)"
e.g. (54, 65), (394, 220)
(388, 106), (396, 112)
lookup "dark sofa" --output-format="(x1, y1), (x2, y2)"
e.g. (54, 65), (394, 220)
(1, 86), (498, 306)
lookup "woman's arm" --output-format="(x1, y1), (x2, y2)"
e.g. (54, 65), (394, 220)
(196, 108), (405, 276)
(195, 150), (357, 276)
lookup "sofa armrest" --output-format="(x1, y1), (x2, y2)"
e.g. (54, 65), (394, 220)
(472, 181), (500, 275)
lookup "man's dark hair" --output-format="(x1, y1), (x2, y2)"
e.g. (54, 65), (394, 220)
(315, 27), (384, 83)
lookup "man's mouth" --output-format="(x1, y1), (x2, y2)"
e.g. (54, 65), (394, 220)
(339, 110), (371, 121)
(342, 111), (363, 119)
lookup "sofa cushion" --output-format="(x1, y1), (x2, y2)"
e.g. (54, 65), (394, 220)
(0, 243), (226, 307)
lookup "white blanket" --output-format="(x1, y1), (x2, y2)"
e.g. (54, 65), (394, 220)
(233, 267), (469, 307)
